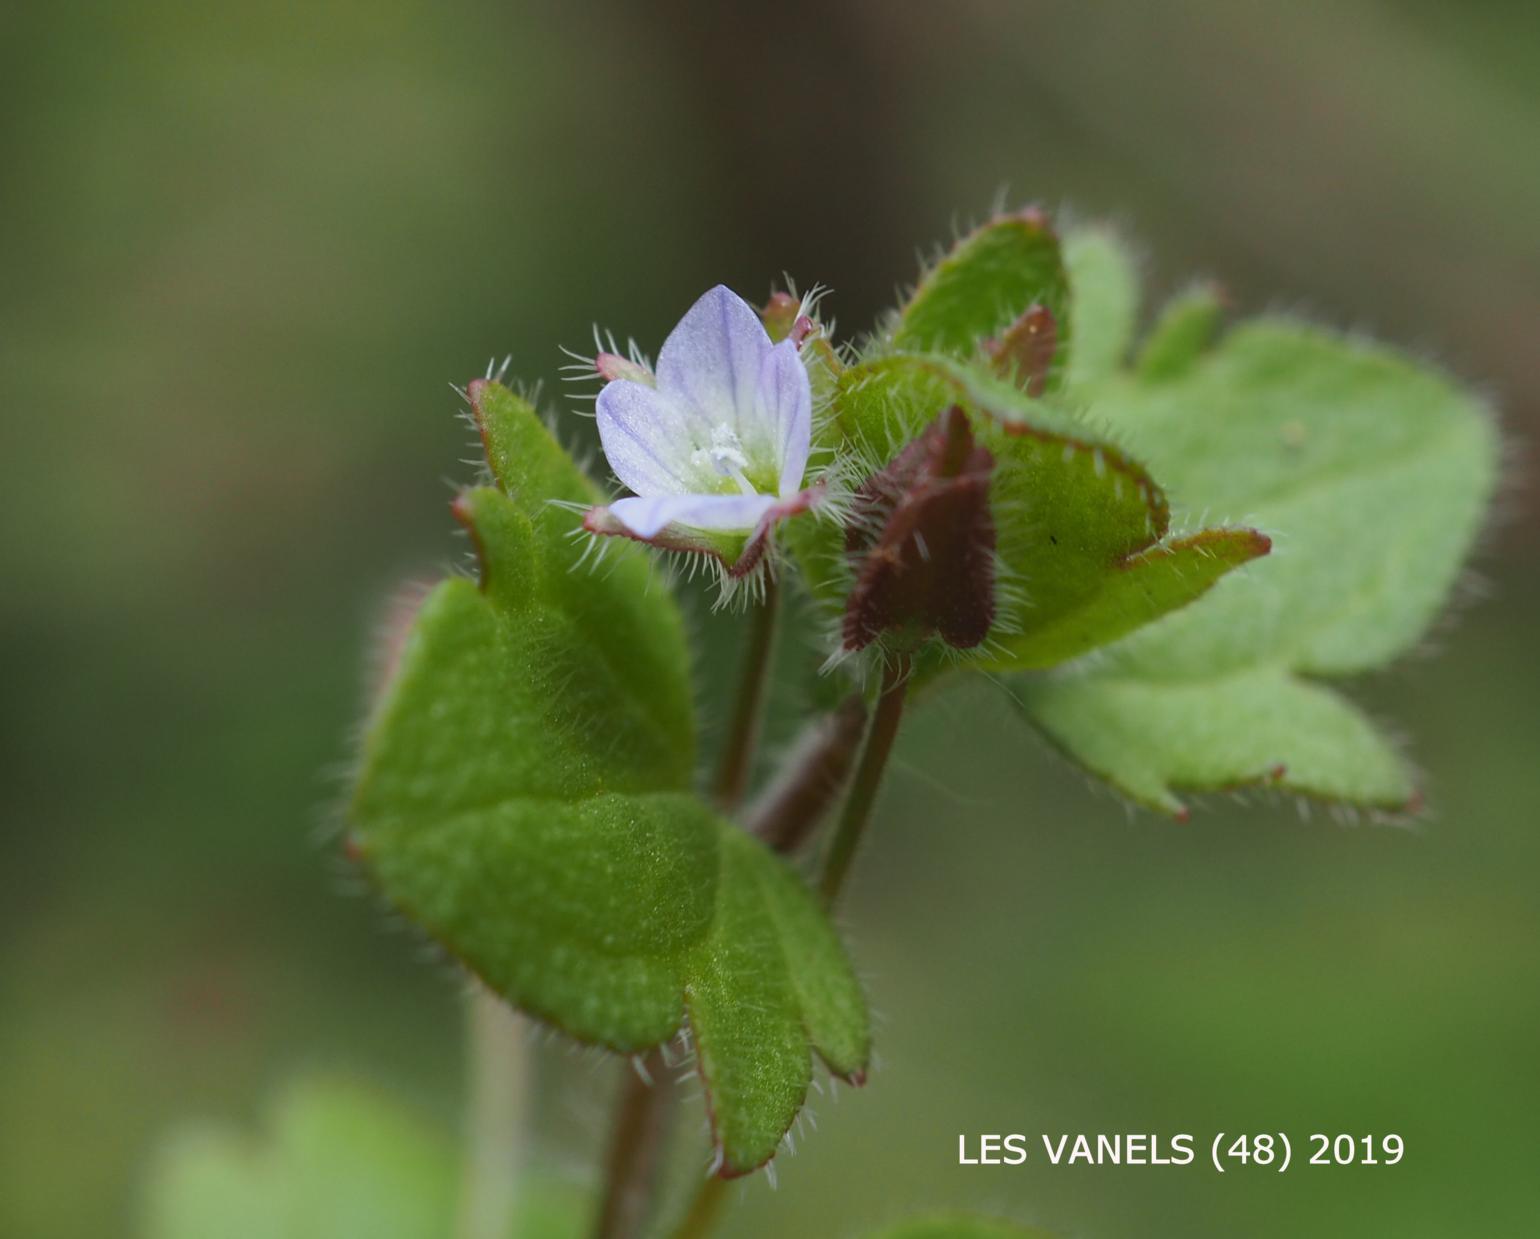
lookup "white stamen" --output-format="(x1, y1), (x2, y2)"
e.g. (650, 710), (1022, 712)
(689, 423), (757, 495)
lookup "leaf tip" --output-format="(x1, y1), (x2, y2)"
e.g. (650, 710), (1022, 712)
(465, 375), (496, 423)
(464, 376), (500, 468)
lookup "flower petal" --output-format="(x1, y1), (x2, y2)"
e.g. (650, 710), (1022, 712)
(595, 379), (698, 496)
(655, 286), (769, 439)
(609, 492), (777, 538)
(756, 338), (812, 496)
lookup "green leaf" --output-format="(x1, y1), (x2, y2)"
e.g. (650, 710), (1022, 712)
(350, 384), (868, 1174)
(861, 1216), (1059, 1239)
(988, 527), (1271, 672)
(892, 209), (1071, 387)
(1087, 321), (1496, 676)
(1027, 666), (1410, 817)
(1135, 282), (1224, 381)
(817, 354), (1266, 668)
(686, 829), (869, 1173)
(1016, 318), (1497, 814)
(1062, 225), (1139, 389)
(464, 379), (696, 756)
(142, 1078), (587, 1239)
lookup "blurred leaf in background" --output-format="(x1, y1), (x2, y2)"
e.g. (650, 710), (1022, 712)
(143, 1077), (584, 1239)
(1, 2), (1536, 1237)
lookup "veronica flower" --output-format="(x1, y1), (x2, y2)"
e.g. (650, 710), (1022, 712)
(583, 285), (819, 577)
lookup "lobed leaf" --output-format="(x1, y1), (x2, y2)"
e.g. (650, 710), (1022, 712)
(1016, 318), (1497, 814)
(685, 829), (868, 1173)
(349, 384), (868, 1174)
(1135, 282), (1225, 382)
(1027, 666), (1411, 817)
(987, 527), (1271, 672)
(814, 353), (1266, 668)
(1062, 225), (1139, 390)
(893, 209), (1071, 389)
(466, 379), (696, 756)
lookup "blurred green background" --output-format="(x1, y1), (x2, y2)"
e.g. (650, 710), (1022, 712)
(3, 1), (1537, 1235)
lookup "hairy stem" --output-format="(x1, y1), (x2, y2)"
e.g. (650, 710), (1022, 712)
(592, 1051), (673, 1239)
(747, 692), (867, 853)
(713, 573), (780, 810)
(818, 653), (911, 906)
(457, 989), (529, 1239)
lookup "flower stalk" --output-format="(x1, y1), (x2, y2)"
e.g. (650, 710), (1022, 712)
(669, 1175), (728, 1239)
(713, 574), (781, 809)
(457, 990), (529, 1239)
(592, 1050), (673, 1239)
(818, 654), (912, 906)
(747, 692), (867, 852)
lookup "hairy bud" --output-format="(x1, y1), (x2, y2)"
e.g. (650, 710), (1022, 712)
(985, 303), (1057, 396)
(594, 352), (654, 385)
(842, 405), (997, 651)
(760, 291), (801, 342)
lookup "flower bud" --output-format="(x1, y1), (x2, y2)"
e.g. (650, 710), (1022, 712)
(842, 405), (997, 651)
(760, 291), (801, 342)
(594, 352), (654, 385)
(984, 303), (1057, 396)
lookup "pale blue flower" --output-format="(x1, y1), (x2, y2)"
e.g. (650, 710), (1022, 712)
(584, 285), (817, 575)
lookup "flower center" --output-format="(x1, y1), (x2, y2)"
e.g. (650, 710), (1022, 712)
(690, 423), (759, 496)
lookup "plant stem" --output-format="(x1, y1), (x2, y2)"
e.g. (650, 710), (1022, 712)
(592, 1050), (673, 1239)
(746, 692), (867, 853)
(457, 989), (528, 1239)
(818, 653), (911, 906)
(712, 573), (780, 810)
(669, 1175), (729, 1239)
